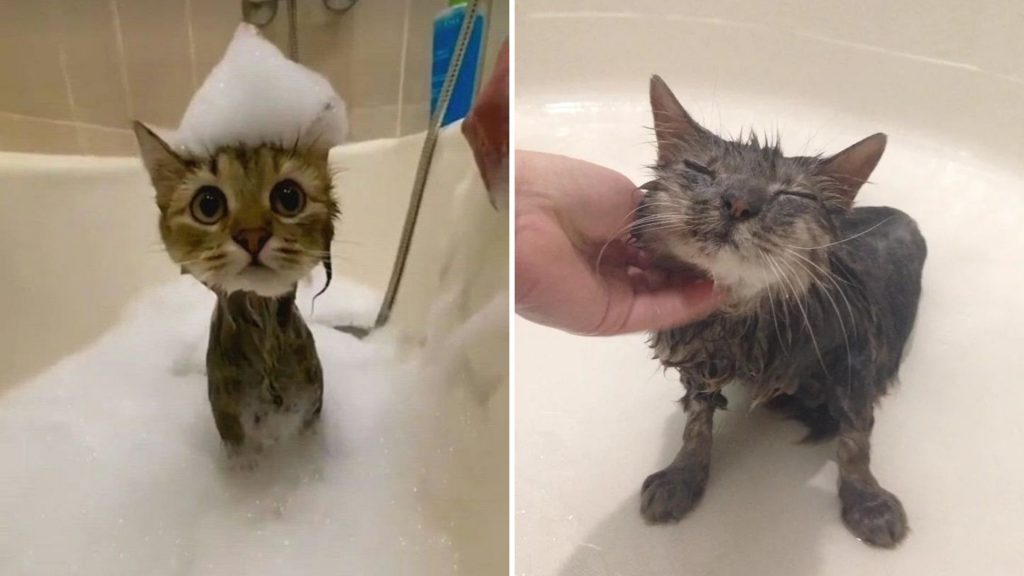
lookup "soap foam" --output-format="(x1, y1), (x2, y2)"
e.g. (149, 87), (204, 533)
(0, 277), (460, 575)
(171, 24), (348, 156)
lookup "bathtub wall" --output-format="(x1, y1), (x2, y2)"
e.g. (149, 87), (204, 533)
(0, 0), (508, 156)
(518, 0), (1024, 82)
(518, 0), (1024, 168)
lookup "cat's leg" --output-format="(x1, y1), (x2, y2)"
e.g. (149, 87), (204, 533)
(211, 405), (246, 447)
(836, 404), (908, 547)
(640, 391), (716, 522)
(301, 365), (324, 430)
(300, 396), (323, 433)
(208, 377), (246, 447)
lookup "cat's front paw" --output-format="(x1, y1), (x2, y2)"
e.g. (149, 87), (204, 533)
(640, 462), (709, 523)
(840, 482), (908, 547)
(225, 445), (261, 471)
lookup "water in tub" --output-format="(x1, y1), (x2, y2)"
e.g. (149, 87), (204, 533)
(516, 92), (1024, 574)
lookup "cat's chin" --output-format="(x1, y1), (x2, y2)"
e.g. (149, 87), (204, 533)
(668, 246), (803, 307)
(665, 251), (761, 306)
(211, 266), (301, 298)
(710, 249), (818, 310)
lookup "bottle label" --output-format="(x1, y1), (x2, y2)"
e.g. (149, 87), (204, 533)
(431, 9), (485, 127)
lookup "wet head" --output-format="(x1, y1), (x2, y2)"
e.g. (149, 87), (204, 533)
(635, 75), (887, 305)
(134, 123), (338, 297)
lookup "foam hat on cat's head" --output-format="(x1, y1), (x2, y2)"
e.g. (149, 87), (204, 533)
(168, 23), (348, 157)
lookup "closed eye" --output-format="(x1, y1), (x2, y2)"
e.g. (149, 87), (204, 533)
(683, 159), (716, 178)
(774, 190), (819, 203)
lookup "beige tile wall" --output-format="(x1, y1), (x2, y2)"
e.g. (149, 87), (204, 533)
(0, 0), (508, 156)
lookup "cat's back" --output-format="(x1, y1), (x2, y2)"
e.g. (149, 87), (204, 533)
(835, 205), (926, 362)
(838, 205), (927, 274)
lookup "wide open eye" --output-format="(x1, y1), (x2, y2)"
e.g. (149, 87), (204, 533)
(189, 185), (227, 224)
(270, 179), (306, 217)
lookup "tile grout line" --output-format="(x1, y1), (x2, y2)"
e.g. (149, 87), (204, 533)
(183, 0), (199, 90)
(394, 0), (412, 138)
(109, 0), (135, 120)
(0, 111), (132, 134)
(56, 42), (86, 153)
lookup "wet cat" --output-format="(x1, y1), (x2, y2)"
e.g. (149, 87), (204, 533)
(134, 123), (338, 449)
(634, 76), (926, 547)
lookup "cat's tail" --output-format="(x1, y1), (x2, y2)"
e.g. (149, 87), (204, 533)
(764, 394), (839, 443)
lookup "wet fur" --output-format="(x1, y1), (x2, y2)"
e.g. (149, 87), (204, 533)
(207, 291), (323, 447)
(134, 123), (337, 449)
(636, 76), (926, 547)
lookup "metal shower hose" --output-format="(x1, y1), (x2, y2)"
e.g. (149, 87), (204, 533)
(373, 0), (484, 328)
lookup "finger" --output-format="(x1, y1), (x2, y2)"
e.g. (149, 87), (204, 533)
(594, 240), (642, 271)
(612, 280), (723, 334)
(626, 266), (667, 291)
(625, 265), (649, 290)
(517, 152), (643, 247)
(642, 267), (668, 289)
(560, 173), (642, 241)
(461, 38), (509, 199)
(624, 246), (654, 270)
(594, 241), (654, 279)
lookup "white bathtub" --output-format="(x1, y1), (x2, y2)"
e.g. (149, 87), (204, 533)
(515, 1), (1024, 575)
(0, 126), (508, 575)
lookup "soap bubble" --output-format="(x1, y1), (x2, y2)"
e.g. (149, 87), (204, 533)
(171, 24), (348, 156)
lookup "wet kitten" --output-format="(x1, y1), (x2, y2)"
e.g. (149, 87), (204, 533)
(133, 123), (338, 449)
(634, 76), (926, 547)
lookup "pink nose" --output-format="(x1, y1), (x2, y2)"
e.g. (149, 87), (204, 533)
(233, 228), (271, 256)
(724, 197), (751, 219)
(722, 186), (765, 220)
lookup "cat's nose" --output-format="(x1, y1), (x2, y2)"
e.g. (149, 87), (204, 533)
(722, 189), (765, 220)
(233, 228), (271, 256)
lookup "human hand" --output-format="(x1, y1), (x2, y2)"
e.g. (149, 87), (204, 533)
(462, 39), (509, 208)
(515, 151), (721, 335)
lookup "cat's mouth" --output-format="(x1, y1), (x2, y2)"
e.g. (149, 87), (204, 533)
(239, 260), (279, 278)
(219, 262), (296, 297)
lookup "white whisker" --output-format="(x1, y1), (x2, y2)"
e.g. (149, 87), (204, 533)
(782, 215), (896, 250)
(757, 250), (787, 352)
(781, 252), (852, 384)
(767, 253), (826, 373)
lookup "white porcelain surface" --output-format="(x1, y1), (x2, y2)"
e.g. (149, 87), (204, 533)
(516, 2), (1024, 575)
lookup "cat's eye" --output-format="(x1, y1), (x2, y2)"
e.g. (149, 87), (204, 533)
(775, 190), (819, 203)
(270, 179), (306, 217)
(683, 159), (715, 178)
(189, 186), (227, 224)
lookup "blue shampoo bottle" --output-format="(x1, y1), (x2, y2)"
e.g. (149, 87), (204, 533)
(431, 0), (486, 127)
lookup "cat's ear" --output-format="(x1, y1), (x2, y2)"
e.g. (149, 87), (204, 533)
(650, 75), (709, 165)
(820, 133), (887, 208)
(132, 121), (187, 207)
